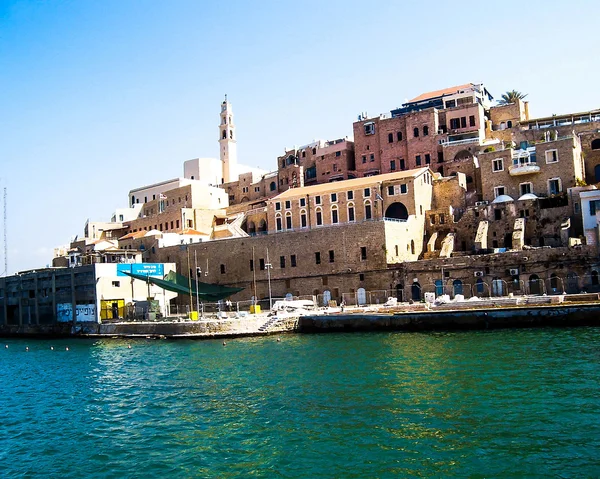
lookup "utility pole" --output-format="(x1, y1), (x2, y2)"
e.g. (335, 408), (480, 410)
(194, 249), (200, 314)
(266, 247), (273, 310)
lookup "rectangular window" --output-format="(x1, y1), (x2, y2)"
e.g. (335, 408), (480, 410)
(291, 255), (297, 267)
(275, 202), (281, 211)
(390, 160), (396, 171)
(347, 190), (354, 200)
(364, 122), (375, 135)
(450, 118), (460, 129)
(400, 184), (407, 194)
(439, 213), (445, 224)
(416, 155), (421, 166)
(365, 204), (372, 220)
(388, 133), (393, 143)
(397, 131), (403, 141)
(220, 264), (226, 274)
(301, 213), (307, 228)
(112, 281), (120, 287)
(280, 256), (286, 268)
(460, 117), (467, 128)
(316, 211), (323, 225)
(315, 195), (321, 205)
(548, 178), (561, 195)
(445, 99), (456, 108)
(590, 201), (599, 216)
(250, 259), (254, 271)
(400, 159), (406, 170)
(520, 183), (532, 195)
(335, 151), (341, 157)
(348, 206), (355, 222)
(362, 155), (367, 164)
(370, 154), (374, 162)
(469, 115), (476, 127)
(331, 193), (337, 202)
(176, 220), (179, 228)
(259, 258), (265, 270)
(285, 200), (291, 209)
(360, 247), (367, 260)
(430, 215), (436, 225)
(545, 149), (558, 163)
(315, 252), (321, 264)
(492, 158), (504, 172)
(387, 185), (394, 195)
(299, 198), (306, 207)
(329, 250), (335, 263)
(425, 154), (431, 165)
(494, 209), (502, 220)
(364, 188), (371, 197)
(494, 186), (506, 198)
(286, 215), (292, 229)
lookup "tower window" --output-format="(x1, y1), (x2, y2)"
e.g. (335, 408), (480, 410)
(222, 130), (227, 139)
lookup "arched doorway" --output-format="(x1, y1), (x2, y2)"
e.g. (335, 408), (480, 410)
(384, 202), (409, 220)
(434, 279), (443, 296)
(549, 273), (560, 293)
(247, 221), (256, 235)
(395, 284), (403, 302)
(475, 278), (485, 295)
(258, 219), (267, 234)
(411, 282), (421, 301)
(492, 277), (504, 297)
(357, 287), (367, 305)
(453, 279), (463, 296)
(529, 274), (542, 295)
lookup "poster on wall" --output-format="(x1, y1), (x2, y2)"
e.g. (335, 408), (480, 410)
(117, 263), (164, 277)
(57, 303), (97, 322)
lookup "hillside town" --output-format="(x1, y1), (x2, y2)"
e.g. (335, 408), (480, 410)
(3, 83), (600, 324)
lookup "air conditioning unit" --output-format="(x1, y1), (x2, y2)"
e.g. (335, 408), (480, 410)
(475, 201), (489, 206)
(509, 268), (519, 276)
(474, 271), (485, 277)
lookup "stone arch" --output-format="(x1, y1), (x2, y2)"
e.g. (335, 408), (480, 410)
(241, 196), (250, 203)
(385, 202), (409, 220)
(258, 219), (267, 233)
(454, 150), (473, 161)
(529, 274), (542, 295)
(247, 221), (256, 235)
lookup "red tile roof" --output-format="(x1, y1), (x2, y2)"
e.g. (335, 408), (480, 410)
(407, 83), (473, 103)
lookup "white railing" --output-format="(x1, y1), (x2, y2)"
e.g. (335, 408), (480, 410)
(439, 137), (480, 147)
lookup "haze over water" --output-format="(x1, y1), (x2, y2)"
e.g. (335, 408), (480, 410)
(1, 329), (599, 478)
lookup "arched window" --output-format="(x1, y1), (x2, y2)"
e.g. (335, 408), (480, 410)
(312, 148), (317, 155)
(300, 209), (307, 228)
(229, 130), (233, 139)
(453, 279), (463, 296)
(413, 127), (419, 138)
(331, 205), (339, 224)
(591, 139), (600, 150)
(316, 207), (323, 226)
(423, 125), (429, 136)
(285, 211), (292, 230)
(347, 202), (355, 222)
(247, 221), (256, 235)
(131, 196), (135, 206)
(275, 213), (282, 232)
(550, 273), (559, 292)
(222, 130), (227, 139)
(364, 200), (372, 220)
(270, 181), (277, 191)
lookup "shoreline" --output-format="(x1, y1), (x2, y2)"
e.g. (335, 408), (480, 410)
(2, 298), (600, 339)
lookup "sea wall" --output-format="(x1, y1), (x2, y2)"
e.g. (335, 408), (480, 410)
(298, 304), (600, 332)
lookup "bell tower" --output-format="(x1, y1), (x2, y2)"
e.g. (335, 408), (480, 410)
(219, 95), (237, 183)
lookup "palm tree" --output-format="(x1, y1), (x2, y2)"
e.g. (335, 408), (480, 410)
(498, 90), (528, 105)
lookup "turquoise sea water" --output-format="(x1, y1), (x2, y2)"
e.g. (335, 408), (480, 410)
(1, 329), (599, 478)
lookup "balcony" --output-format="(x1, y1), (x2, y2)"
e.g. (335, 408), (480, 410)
(510, 148), (539, 176)
(439, 137), (481, 147)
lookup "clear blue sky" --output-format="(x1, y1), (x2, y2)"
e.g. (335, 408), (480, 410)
(1, 0), (599, 274)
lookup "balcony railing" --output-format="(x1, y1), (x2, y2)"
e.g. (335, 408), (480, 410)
(439, 137), (481, 147)
(509, 163), (540, 176)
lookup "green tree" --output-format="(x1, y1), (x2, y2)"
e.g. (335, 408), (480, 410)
(499, 90), (528, 105)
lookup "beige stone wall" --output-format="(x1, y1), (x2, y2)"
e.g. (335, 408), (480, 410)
(432, 174), (467, 210)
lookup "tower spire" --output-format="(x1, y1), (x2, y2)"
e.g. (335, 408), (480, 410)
(219, 96), (237, 183)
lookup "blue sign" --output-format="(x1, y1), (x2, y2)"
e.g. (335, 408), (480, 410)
(117, 263), (164, 277)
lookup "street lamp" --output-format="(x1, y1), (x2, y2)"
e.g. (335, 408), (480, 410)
(265, 248), (273, 311)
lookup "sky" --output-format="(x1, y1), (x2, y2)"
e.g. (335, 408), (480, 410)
(1, 0), (600, 274)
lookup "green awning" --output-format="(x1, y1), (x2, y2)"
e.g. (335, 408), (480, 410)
(123, 270), (244, 301)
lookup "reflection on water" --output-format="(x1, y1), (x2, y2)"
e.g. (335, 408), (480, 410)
(1, 328), (599, 478)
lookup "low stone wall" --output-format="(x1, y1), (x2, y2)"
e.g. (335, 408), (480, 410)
(0, 323), (73, 338)
(298, 304), (600, 332)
